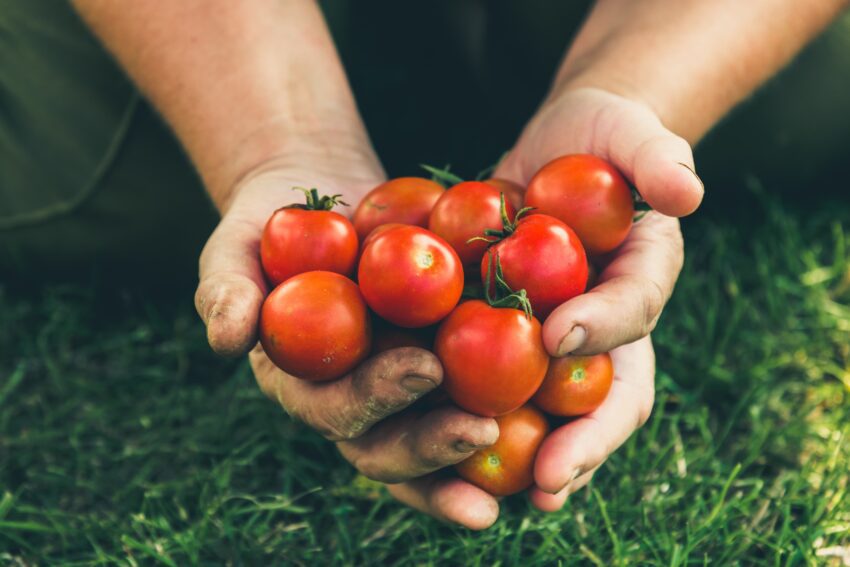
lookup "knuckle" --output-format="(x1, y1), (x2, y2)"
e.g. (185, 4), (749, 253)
(306, 406), (365, 441)
(341, 446), (406, 483)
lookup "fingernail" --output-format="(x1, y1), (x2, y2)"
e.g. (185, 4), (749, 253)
(455, 441), (482, 453)
(401, 374), (438, 394)
(554, 467), (583, 494)
(677, 162), (704, 192)
(557, 326), (586, 356)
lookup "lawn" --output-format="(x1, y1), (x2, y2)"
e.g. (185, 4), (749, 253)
(1, 184), (849, 565)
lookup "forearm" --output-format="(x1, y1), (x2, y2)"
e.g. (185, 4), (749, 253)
(555, 0), (848, 142)
(73, 0), (371, 210)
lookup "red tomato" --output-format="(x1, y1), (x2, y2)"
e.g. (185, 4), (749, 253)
(482, 214), (588, 320)
(356, 222), (407, 267)
(428, 181), (517, 267)
(525, 154), (634, 255)
(352, 178), (445, 240)
(435, 300), (549, 417)
(259, 271), (371, 381)
(483, 178), (525, 210)
(533, 353), (614, 416)
(358, 226), (463, 328)
(455, 405), (550, 496)
(260, 190), (358, 286)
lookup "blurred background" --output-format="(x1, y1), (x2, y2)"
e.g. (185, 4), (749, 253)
(1, 1), (849, 563)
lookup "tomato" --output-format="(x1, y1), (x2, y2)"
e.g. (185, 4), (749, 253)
(260, 189), (358, 286)
(525, 154), (634, 255)
(435, 299), (549, 417)
(455, 405), (550, 496)
(483, 178), (525, 210)
(356, 222), (407, 267)
(482, 214), (588, 320)
(533, 353), (614, 416)
(428, 181), (516, 267)
(259, 271), (371, 381)
(358, 226), (463, 328)
(352, 178), (445, 240)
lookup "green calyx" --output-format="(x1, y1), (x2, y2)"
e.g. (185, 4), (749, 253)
(289, 187), (349, 211)
(482, 250), (533, 319)
(420, 163), (464, 188)
(467, 193), (534, 246)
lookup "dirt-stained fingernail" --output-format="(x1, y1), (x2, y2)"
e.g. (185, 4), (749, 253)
(454, 441), (481, 454)
(557, 326), (586, 356)
(677, 162), (704, 192)
(402, 374), (438, 394)
(554, 467), (583, 494)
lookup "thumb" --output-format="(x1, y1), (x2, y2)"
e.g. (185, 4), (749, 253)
(605, 101), (703, 217)
(194, 198), (270, 357)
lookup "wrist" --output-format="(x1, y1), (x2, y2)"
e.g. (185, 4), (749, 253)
(208, 115), (382, 214)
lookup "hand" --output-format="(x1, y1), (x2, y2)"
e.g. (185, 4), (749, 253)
(193, 141), (500, 529)
(530, 336), (655, 510)
(494, 86), (688, 358)
(491, 87), (690, 508)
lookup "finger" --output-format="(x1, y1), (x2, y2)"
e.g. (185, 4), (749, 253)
(337, 406), (499, 483)
(387, 476), (500, 530)
(195, 177), (309, 357)
(252, 346), (443, 441)
(528, 485), (568, 512)
(534, 337), (655, 494)
(195, 213), (268, 357)
(606, 102), (704, 216)
(528, 466), (598, 512)
(543, 212), (682, 356)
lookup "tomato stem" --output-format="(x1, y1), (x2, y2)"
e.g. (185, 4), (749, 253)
(467, 194), (534, 246)
(483, 250), (534, 319)
(290, 187), (349, 211)
(420, 164), (464, 188)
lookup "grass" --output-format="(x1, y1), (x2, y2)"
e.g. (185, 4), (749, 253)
(1, 185), (849, 565)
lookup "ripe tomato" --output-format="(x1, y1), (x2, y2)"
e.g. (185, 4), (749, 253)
(259, 271), (371, 381)
(358, 226), (463, 328)
(482, 214), (588, 320)
(483, 178), (525, 210)
(533, 353), (614, 416)
(352, 178), (445, 240)
(428, 181), (517, 267)
(455, 405), (550, 496)
(260, 189), (358, 286)
(356, 222), (406, 267)
(525, 154), (634, 255)
(435, 299), (549, 417)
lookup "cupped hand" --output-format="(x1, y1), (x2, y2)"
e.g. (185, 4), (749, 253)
(529, 336), (655, 511)
(193, 145), (500, 529)
(492, 87), (691, 507)
(495, 86), (688, 357)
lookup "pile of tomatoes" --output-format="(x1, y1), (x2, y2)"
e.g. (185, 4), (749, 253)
(258, 155), (635, 497)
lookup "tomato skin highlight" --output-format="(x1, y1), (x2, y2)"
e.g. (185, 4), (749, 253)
(435, 300), (549, 417)
(482, 214), (588, 320)
(455, 405), (550, 496)
(533, 353), (614, 416)
(260, 208), (358, 286)
(428, 181), (516, 267)
(358, 226), (463, 328)
(525, 154), (634, 255)
(259, 271), (371, 382)
(352, 178), (445, 240)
